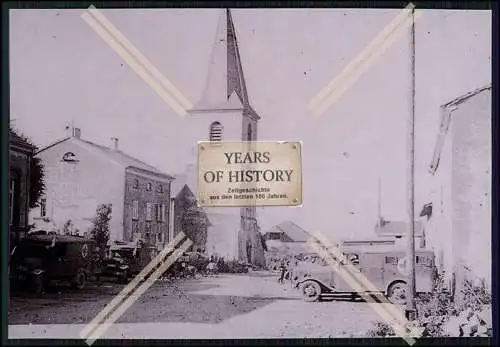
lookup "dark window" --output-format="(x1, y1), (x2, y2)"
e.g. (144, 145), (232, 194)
(385, 256), (398, 265)
(62, 152), (78, 162)
(209, 121), (223, 142)
(132, 179), (139, 189)
(9, 171), (21, 228)
(146, 183), (152, 191)
(132, 200), (139, 220)
(247, 124), (252, 141)
(146, 203), (153, 221)
(155, 204), (160, 222)
(40, 198), (47, 217)
(157, 185), (163, 193)
(417, 256), (431, 265)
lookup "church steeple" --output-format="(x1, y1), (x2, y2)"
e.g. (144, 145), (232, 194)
(191, 9), (259, 119)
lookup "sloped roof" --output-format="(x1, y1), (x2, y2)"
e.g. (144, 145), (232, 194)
(10, 129), (36, 152)
(442, 83), (491, 109)
(171, 172), (197, 198)
(430, 84), (491, 175)
(37, 136), (173, 179)
(190, 9), (260, 120)
(375, 220), (424, 237)
(205, 211), (240, 228)
(264, 220), (311, 242)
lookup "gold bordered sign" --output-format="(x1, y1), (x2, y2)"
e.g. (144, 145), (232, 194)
(197, 141), (303, 207)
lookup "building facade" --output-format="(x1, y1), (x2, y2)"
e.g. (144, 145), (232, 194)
(263, 221), (310, 257)
(180, 9), (266, 267)
(9, 130), (36, 251)
(29, 129), (174, 250)
(427, 85), (491, 302)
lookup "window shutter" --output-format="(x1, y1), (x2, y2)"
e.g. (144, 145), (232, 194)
(209, 122), (223, 142)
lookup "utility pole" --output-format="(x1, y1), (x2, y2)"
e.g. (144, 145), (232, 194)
(405, 5), (417, 321)
(377, 176), (382, 227)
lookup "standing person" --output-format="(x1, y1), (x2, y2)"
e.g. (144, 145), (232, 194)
(207, 256), (217, 276)
(278, 258), (286, 284)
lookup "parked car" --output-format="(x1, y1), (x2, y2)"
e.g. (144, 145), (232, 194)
(10, 233), (95, 293)
(293, 247), (437, 304)
(108, 241), (155, 276)
(96, 251), (131, 283)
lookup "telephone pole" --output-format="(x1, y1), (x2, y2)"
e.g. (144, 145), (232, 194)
(405, 5), (417, 321)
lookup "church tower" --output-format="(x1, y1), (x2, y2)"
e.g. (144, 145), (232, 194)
(187, 9), (265, 267)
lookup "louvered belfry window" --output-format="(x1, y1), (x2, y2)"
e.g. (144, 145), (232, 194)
(209, 121), (223, 142)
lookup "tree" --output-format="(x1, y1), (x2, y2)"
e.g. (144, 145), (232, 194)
(90, 203), (112, 261)
(9, 127), (46, 208)
(30, 156), (46, 209)
(180, 199), (209, 251)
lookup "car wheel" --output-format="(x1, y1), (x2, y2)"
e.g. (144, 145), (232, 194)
(300, 280), (322, 302)
(119, 270), (129, 284)
(387, 281), (408, 305)
(72, 270), (86, 290)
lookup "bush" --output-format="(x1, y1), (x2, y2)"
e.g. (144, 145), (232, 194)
(366, 321), (395, 338)
(366, 273), (492, 337)
(220, 260), (249, 274)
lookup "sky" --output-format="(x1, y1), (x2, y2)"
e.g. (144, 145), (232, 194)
(9, 8), (491, 242)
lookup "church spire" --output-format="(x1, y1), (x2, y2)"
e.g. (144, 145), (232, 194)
(191, 9), (259, 119)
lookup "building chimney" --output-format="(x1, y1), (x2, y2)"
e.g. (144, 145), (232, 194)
(111, 137), (119, 151)
(72, 128), (81, 138)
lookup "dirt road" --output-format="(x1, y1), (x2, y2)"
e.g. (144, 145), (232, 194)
(9, 271), (381, 339)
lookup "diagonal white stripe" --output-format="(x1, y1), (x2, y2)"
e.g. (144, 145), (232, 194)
(309, 3), (415, 109)
(307, 241), (418, 345)
(86, 6), (193, 110)
(84, 238), (193, 345)
(312, 10), (422, 118)
(81, 12), (188, 116)
(79, 232), (186, 339)
(307, 232), (422, 344)
(310, 231), (419, 331)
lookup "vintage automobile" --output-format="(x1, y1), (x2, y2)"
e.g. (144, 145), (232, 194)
(10, 233), (95, 293)
(293, 246), (437, 304)
(108, 240), (155, 276)
(97, 251), (131, 283)
(166, 251), (210, 277)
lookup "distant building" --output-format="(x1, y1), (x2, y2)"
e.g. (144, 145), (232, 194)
(263, 221), (311, 255)
(374, 218), (426, 249)
(341, 238), (396, 248)
(170, 165), (251, 261)
(427, 84), (491, 302)
(9, 130), (36, 251)
(170, 167), (211, 255)
(29, 128), (174, 250)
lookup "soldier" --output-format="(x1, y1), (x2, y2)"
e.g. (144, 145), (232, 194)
(278, 258), (286, 284)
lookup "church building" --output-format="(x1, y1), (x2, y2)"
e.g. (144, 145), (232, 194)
(174, 9), (266, 267)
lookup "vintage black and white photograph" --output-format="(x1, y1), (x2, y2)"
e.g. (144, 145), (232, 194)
(7, 6), (492, 341)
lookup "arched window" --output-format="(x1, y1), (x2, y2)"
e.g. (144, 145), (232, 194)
(209, 121), (223, 142)
(247, 124), (252, 141)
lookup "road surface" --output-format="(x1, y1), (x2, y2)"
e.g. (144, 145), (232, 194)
(9, 271), (382, 339)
